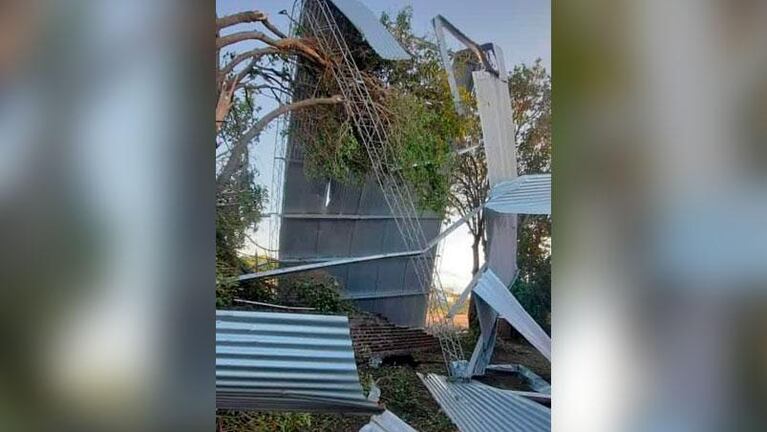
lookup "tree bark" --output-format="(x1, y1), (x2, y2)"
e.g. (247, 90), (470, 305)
(216, 95), (343, 190)
(217, 11), (267, 30)
(217, 11), (287, 39)
(467, 233), (482, 334)
(471, 233), (481, 276)
(216, 31), (328, 67)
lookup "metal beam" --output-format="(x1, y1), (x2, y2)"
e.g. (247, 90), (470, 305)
(432, 15), (499, 77)
(281, 213), (442, 220)
(237, 207), (481, 281)
(344, 291), (426, 301)
(233, 298), (316, 311)
(446, 262), (489, 318)
(238, 250), (421, 281)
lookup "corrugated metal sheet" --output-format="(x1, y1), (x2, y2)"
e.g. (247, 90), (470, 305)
(418, 373), (550, 432)
(360, 410), (418, 432)
(216, 310), (382, 414)
(486, 174), (551, 215)
(473, 268), (552, 361)
(327, 0), (411, 60)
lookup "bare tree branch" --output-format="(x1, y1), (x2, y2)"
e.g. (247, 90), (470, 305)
(217, 11), (266, 29)
(217, 11), (288, 39)
(217, 31), (328, 67)
(219, 47), (281, 79)
(217, 95), (344, 189)
(216, 79), (237, 133)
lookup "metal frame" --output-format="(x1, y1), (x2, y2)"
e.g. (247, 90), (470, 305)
(280, 213), (442, 220)
(300, 0), (465, 375)
(432, 15), (499, 77)
(432, 14), (507, 114)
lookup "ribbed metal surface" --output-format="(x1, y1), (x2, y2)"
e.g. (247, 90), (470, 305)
(280, 112), (437, 327)
(474, 268), (551, 361)
(360, 410), (418, 432)
(486, 174), (551, 215)
(418, 373), (550, 432)
(327, 0), (411, 60)
(279, 163), (440, 327)
(216, 310), (381, 414)
(274, 1), (427, 328)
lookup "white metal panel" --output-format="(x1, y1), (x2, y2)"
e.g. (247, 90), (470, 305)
(360, 410), (418, 432)
(327, 0), (411, 60)
(473, 71), (518, 187)
(487, 174), (551, 215)
(473, 269), (551, 361)
(466, 295), (498, 377)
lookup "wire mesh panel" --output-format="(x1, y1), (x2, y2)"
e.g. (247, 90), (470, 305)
(298, 0), (465, 374)
(276, 1), (443, 328)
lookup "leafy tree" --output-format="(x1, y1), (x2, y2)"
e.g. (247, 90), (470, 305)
(215, 10), (344, 302)
(301, 7), (465, 213)
(214, 6), (467, 304)
(510, 60), (551, 331)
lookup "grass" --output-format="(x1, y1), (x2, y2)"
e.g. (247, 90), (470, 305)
(217, 411), (368, 432)
(362, 364), (457, 432)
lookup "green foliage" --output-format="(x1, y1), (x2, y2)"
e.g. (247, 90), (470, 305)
(379, 7), (469, 213)
(215, 260), (239, 308)
(278, 272), (356, 313)
(366, 366), (458, 432)
(217, 410), (367, 432)
(302, 107), (368, 184)
(509, 62), (552, 331)
(216, 168), (267, 259)
(302, 7), (463, 214)
(387, 91), (457, 213)
(510, 60), (552, 174)
(216, 91), (269, 306)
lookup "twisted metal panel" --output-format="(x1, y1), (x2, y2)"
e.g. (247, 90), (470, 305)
(419, 373), (551, 432)
(486, 174), (551, 215)
(473, 268), (551, 361)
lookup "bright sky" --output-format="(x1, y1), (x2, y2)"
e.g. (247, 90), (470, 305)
(217, 0), (550, 293)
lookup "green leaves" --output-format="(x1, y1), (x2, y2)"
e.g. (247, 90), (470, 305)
(301, 7), (463, 215)
(279, 272), (356, 314)
(387, 90), (456, 213)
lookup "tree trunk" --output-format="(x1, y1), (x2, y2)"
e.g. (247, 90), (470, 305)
(471, 234), (481, 276)
(467, 233), (482, 334)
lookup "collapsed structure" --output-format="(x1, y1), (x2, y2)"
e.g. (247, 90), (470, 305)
(218, 1), (551, 431)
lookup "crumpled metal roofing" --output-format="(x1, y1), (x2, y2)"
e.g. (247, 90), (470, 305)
(418, 373), (551, 432)
(486, 174), (551, 215)
(327, 0), (411, 60)
(360, 410), (418, 432)
(473, 268), (552, 361)
(216, 310), (381, 414)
